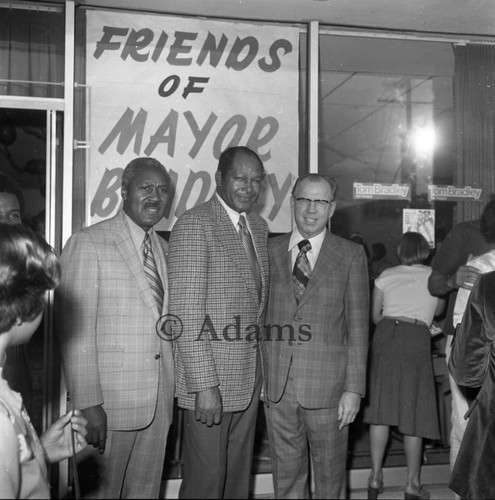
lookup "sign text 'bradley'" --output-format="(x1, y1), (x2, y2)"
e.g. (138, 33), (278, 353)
(353, 182), (411, 200)
(428, 185), (482, 201)
(91, 168), (293, 223)
(93, 26), (294, 73)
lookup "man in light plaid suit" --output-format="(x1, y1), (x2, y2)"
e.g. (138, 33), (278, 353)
(168, 146), (269, 499)
(57, 158), (174, 498)
(265, 174), (369, 499)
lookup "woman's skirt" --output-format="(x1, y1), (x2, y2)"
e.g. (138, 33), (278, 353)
(363, 317), (440, 440)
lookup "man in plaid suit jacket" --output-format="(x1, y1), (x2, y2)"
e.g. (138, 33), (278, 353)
(265, 174), (369, 499)
(57, 158), (174, 498)
(168, 146), (269, 499)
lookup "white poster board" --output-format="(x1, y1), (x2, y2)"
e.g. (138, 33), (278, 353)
(86, 11), (300, 231)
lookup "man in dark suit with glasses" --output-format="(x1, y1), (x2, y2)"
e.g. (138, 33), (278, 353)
(264, 173), (369, 499)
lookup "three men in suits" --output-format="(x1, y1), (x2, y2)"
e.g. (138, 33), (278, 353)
(265, 174), (369, 499)
(168, 146), (269, 498)
(57, 157), (174, 498)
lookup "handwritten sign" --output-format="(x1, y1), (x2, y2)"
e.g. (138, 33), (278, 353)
(86, 11), (299, 230)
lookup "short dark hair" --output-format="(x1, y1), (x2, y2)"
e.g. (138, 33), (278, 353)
(397, 231), (430, 266)
(0, 171), (24, 216)
(121, 157), (171, 191)
(292, 174), (339, 200)
(480, 197), (495, 243)
(0, 223), (60, 334)
(217, 146), (264, 179)
(372, 242), (387, 260)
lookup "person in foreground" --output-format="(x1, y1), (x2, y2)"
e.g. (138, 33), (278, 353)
(0, 223), (88, 499)
(265, 174), (369, 499)
(168, 146), (269, 499)
(0, 172), (34, 417)
(427, 198), (495, 483)
(57, 157), (174, 498)
(448, 269), (495, 500)
(364, 232), (445, 500)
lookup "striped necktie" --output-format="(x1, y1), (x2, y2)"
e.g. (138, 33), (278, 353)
(238, 215), (262, 301)
(143, 232), (164, 312)
(293, 239), (312, 303)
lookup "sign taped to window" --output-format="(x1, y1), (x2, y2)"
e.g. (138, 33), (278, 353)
(85, 10), (300, 231)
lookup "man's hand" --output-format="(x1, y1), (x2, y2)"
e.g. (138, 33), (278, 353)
(451, 264), (481, 290)
(337, 391), (361, 430)
(81, 405), (107, 454)
(195, 387), (223, 426)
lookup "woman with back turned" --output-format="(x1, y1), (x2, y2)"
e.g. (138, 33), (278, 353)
(364, 232), (445, 500)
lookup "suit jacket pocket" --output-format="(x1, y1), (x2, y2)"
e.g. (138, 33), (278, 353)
(98, 345), (124, 369)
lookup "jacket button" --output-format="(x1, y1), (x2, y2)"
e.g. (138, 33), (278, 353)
(155, 353), (161, 359)
(294, 316), (300, 321)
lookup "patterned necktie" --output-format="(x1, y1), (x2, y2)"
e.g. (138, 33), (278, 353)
(238, 215), (262, 300)
(143, 232), (164, 312)
(293, 239), (312, 303)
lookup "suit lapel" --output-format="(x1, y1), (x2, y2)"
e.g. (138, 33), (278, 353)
(248, 212), (269, 312)
(272, 234), (297, 306)
(151, 232), (169, 315)
(210, 196), (261, 306)
(113, 212), (161, 321)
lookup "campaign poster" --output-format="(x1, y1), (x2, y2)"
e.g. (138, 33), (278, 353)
(353, 182), (411, 201)
(428, 184), (483, 202)
(403, 208), (435, 248)
(86, 10), (300, 231)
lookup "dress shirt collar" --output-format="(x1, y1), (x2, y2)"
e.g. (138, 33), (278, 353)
(123, 210), (157, 255)
(289, 228), (326, 269)
(215, 192), (249, 232)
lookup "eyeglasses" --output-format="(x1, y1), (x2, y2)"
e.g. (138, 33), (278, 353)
(294, 197), (331, 209)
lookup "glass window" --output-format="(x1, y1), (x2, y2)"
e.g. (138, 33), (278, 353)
(0, 107), (52, 436)
(319, 33), (455, 467)
(0, 6), (65, 98)
(318, 34), (456, 253)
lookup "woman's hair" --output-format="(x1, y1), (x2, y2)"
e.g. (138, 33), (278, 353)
(0, 223), (60, 334)
(397, 231), (430, 266)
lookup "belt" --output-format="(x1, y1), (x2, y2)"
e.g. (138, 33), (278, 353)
(383, 316), (428, 329)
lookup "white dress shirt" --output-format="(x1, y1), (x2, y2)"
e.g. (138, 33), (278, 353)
(288, 228), (326, 270)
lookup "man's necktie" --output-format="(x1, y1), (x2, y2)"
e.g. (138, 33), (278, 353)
(293, 239), (312, 303)
(238, 215), (262, 300)
(143, 232), (164, 312)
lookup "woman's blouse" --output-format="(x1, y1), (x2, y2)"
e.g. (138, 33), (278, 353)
(0, 368), (50, 499)
(375, 264), (439, 326)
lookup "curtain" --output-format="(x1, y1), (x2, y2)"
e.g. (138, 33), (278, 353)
(453, 43), (495, 222)
(0, 7), (64, 98)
